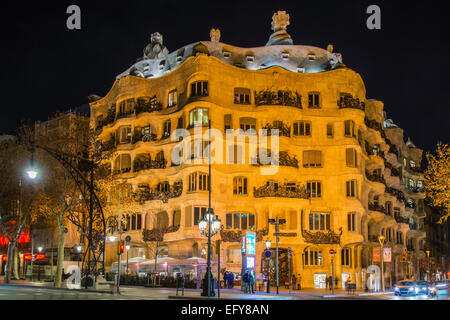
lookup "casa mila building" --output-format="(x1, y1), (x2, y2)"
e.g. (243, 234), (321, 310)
(89, 11), (427, 289)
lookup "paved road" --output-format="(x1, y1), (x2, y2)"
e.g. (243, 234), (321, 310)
(0, 285), (448, 300)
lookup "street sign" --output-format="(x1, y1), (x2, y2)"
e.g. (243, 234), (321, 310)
(125, 235), (131, 242)
(264, 250), (271, 258)
(373, 247), (381, 262)
(288, 247), (292, 258)
(329, 249), (335, 255)
(383, 248), (392, 262)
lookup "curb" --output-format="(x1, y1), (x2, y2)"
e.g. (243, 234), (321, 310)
(0, 283), (115, 295)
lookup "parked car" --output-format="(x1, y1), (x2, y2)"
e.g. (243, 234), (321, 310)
(393, 280), (418, 296)
(428, 280), (450, 297)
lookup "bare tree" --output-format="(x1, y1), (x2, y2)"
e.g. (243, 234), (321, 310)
(0, 139), (38, 283)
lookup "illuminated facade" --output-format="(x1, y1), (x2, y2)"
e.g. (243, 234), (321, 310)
(90, 11), (427, 288)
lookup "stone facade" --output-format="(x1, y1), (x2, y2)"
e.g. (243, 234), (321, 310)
(90, 12), (427, 288)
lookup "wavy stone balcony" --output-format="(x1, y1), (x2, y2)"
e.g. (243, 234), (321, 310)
(366, 170), (386, 185)
(368, 202), (387, 214)
(219, 226), (269, 243)
(142, 225), (181, 242)
(385, 186), (407, 204)
(254, 90), (302, 109)
(253, 182), (309, 199)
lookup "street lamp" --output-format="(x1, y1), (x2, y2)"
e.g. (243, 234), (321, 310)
(199, 119), (221, 297)
(199, 209), (221, 297)
(268, 217), (286, 294)
(37, 246), (43, 253)
(265, 239), (271, 294)
(378, 235), (385, 292)
(26, 153), (38, 180)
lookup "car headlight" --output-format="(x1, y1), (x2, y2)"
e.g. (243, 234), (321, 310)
(408, 287), (414, 291)
(395, 287), (399, 291)
(422, 287), (427, 290)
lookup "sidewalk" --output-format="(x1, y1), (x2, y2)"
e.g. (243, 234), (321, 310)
(0, 278), (392, 299)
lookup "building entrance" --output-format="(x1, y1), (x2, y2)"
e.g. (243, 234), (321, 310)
(314, 273), (327, 288)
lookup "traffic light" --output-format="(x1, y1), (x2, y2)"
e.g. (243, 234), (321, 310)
(118, 241), (125, 254)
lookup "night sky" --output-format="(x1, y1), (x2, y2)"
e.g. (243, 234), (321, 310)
(0, 0), (448, 155)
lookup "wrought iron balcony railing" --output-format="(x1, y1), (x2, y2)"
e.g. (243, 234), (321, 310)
(133, 159), (167, 172)
(254, 90), (302, 109)
(253, 182), (309, 199)
(337, 96), (365, 111)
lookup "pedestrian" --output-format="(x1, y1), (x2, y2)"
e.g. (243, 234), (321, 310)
(326, 276), (330, 290)
(249, 271), (255, 294)
(292, 274), (297, 291)
(284, 275), (289, 289)
(243, 271), (250, 293)
(334, 277), (338, 288)
(223, 271), (228, 289)
(297, 274), (302, 290)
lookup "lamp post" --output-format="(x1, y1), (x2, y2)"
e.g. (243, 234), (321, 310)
(330, 249), (336, 295)
(378, 235), (385, 292)
(108, 220), (124, 294)
(199, 120), (221, 297)
(265, 239), (271, 294)
(199, 211), (221, 297)
(268, 217), (286, 295)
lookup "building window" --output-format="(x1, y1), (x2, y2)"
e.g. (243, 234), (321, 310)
(239, 117), (256, 132)
(304, 248), (322, 266)
(417, 180), (423, 190)
(189, 108), (209, 127)
(385, 201), (392, 215)
(225, 213), (255, 230)
(173, 210), (181, 228)
(341, 248), (352, 266)
(190, 81), (208, 97)
(346, 180), (358, 198)
(347, 213), (356, 231)
(224, 114), (232, 131)
(233, 177), (248, 195)
(307, 181), (322, 198)
(193, 207), (207, 226)
(293, 121), (311, 136)
(114, 154), (131, 174)
(345, 148), (358, 168)
(326, 123), (333, 138)
(308, 92), (320, 108)
(234, 88), (251, 104)
(125, 213), (142, 231)
(162, 119), (171, 139)
(344, 120), (356, 137)
(188, 172), (209, 192)
(303, 150), (322, 167)
(309, 212), (330, 230)
(119, 126), (132, 144)
(168, 89), (178, 107)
